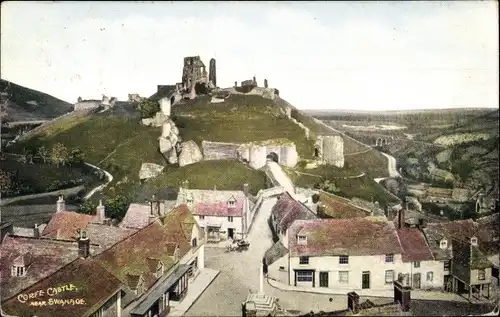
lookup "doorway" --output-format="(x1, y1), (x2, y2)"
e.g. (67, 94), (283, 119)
(362, 271), (370, 289)
(319, 272), (329, 288)
(413, 273), (421, 289)
(228, 228), (234, 240)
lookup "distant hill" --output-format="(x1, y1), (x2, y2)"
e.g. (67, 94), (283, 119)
(0, 79), (73, 121)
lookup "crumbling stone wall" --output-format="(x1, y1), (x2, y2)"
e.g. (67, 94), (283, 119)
(201, 140), (298, 169)
(182, 56), (208, 91)
(315, 135), (345, 168)
(223, 87), (278, 100)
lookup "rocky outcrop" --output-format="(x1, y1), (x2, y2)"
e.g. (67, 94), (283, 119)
(141, 111), (169, 127)
(139, 163), (164, 180)
(178, 140), (203, 167)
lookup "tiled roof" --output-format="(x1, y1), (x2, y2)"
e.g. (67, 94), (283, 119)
(317, 192), (369, 219)
(119, 203), (154, 229)
(95, 221), (178, 291)
(2, 258), (122, 317)
(264, 241), (288, 266)
(271, 192), (318, 231)
(41, 211), (97, 240)
(452, 238), (493, 270)
(424, 219), (477, 244)
(396, 228), (434, 262)
(161, 204), (202, 256)
(86, 223), (137, 255)
(180, 188), (252, 217)
(95, 205), (200, 293)
(475, 213), (500, 255)
(288, 218), (402, 257)
(0, 236), (97, 299)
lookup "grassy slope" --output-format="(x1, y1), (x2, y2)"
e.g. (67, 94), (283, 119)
(172, 95), (315, 158)
(0, 79), (73, 121)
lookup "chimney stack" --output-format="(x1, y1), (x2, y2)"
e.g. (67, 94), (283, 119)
(96, 200), (106, 224)
(398, 207), (405, 229)
(56, 196), (65, 213)
(33, 224), (40, 238)
(243, 184), (249, 197)
(77, 229), (90, 259)
(394, 276), (411, 312)
(347, 292), (360, 314)
(259, 259), (264, 295)
(56, 228), (61, 240)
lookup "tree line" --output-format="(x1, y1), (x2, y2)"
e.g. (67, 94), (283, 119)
(19, 143), (84, 167)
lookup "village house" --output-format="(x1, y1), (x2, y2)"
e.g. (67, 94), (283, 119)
(269, 191), (317, 243)
(120, 194), (177, 230)
(267, 218), (405, 292)
(176, 184), (254, 242)
(95, 204), (205, 317)
(393, 208), (445, 291)
(476, 213), (500, 284)
(422, 219), (494, 299)
(451, 236), (494, 300)
(2, 256), (123, 317)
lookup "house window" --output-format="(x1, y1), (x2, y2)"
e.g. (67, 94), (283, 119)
(339, 255), (349, 264)
(228, 199), (235, 207)
(297, 235), (307, 244)
(385, 254), (394, 263)
(192, 238), (198, 248)
(478, 269), (486, 280)
(11, 266), (25, 277)
(444, 260), (451, 271)
(279, 266), (286, 271)
(299, 256), (309, 265)
(426, 271), (434, 282)
(414, 261), (420, 268)
(296, 271), (313, 282)
(339, 271), (349, 283)
(385, 270), (394, 284)
(199, 215), (205, 220)
(228, 216), (233, 222)
(156, 263), (164, 279)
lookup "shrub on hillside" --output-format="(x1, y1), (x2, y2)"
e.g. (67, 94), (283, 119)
(138, 99), (160, 119)
(234, 85), (256, 94)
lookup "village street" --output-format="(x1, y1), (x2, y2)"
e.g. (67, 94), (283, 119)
(186, 197), (350, 316)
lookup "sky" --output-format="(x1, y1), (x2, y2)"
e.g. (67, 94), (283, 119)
(1, 1), (498, 111)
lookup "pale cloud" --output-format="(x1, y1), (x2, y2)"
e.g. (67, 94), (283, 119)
(1, 1), (498, 110)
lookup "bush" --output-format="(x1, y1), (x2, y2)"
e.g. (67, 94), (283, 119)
(138, 100), (160, 119)
(234, 85), (256, 94)
(194, 83), (209, 95)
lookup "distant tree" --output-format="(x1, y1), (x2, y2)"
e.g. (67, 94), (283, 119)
(0, 169), (13, 195)
(78, 200), (97, 215)
(51, 143), (69, 167)
(105, 195), (130, 220)
(138, 99), (160, 119)
(451, 160), (474, 183)
(38, 146), (49, 164)
(68, 147), (84, 166)
(23, 147), (35, 164)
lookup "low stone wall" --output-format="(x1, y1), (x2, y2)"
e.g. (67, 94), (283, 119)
(222, 87), (278, 100)
(0, 185), (86, 206)
(201, 140), (298, 169)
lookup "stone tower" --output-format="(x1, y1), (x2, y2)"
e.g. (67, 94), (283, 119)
(209, 58), (216, 87)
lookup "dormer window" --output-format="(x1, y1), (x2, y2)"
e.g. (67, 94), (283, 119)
(470, 236), (478, 246)
(11, 265), (26, 277)
(187, 195), (193, 205)
(297, 235), (307, 244)
(227, 198), (236, 208)
(440, 239), (448, 249)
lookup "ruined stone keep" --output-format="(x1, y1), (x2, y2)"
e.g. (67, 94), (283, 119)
(181, 56), (208, 91)
(314, 135), (345, 168)
(209, 58), (216, 87)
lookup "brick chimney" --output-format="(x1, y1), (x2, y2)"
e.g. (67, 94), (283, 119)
(56, 195), (65, 213)
(394, 274), (411, 312)
(398, 207), (405, 229)
(96, 200), (106, 223)
(347, 292), (360, 314)
(77, 229), (90, 259)
(33, 224), (40, 238)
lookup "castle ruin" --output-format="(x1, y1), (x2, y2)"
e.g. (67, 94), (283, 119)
(314, 135), (345, 168)
(209, 58), (217, 88)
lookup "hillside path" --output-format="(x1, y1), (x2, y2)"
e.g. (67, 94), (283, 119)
(83, 163), (113, 199)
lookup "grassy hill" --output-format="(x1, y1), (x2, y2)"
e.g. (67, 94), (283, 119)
(6, 92), (392, 211)
(0, 79), (73, 121)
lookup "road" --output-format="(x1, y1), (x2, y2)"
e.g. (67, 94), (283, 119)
(83, 163), (113, 199)
(186, 197), (352, 316)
